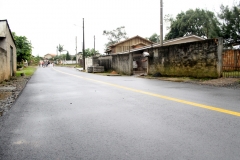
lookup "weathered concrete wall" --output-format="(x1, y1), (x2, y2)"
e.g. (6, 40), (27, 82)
(149, 38), (222, 78)
(63, 60), (77, 64)
(98, 56), (112, 71)
(0, 47), (8, 82)
(0, 21), (17, 82)
(85, 57), (99, 68)
(0, 22), (7, 37)
(112, 53), (133, 75)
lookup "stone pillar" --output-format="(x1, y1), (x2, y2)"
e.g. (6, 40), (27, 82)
(217, 37), (223, 78)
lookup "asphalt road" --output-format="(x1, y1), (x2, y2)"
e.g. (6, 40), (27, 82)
(0, 66), (239, 160)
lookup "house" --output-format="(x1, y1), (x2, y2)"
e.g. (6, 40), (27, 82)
(44, 53), (56, 59)
(156, 35), (205, 47)
(0, 20), (17, 82)
(106, 35), (154, 55)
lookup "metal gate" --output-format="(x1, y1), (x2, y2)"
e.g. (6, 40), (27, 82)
(222, 50), (240, 78)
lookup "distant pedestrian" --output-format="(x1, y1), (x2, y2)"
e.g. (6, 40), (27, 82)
(47, 61), (50, 67)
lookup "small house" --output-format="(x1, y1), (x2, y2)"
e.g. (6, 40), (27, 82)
(44, 53), (56, 60)
(106, 35), (154, 55)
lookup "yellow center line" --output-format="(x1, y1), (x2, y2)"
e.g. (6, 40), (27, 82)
(53, 67), (240, 117)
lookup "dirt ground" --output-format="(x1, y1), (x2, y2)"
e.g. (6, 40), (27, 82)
(144, 76), (240, 89)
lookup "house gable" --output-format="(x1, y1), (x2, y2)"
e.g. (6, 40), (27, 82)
(107, 35), (153, 54)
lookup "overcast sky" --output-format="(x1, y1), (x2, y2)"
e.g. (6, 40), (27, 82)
(1, 0), (237, 57)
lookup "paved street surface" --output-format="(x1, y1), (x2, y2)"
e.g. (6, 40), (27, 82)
(0, 67), (240, 160)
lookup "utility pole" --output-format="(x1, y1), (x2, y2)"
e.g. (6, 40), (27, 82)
(75, 36), (77, 66)
(82, 18), (85, 70)
(160, 0), (163, 46)
(94, 35), (95, 55)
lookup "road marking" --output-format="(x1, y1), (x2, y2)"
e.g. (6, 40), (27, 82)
(53, 67), (240, 117)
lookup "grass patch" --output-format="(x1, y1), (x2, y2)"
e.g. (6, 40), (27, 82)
(223, 71), (240, 77)
(16, 66), (37, 77)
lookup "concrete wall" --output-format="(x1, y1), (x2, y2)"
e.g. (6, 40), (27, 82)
(85, 57), (99, 68)
(0, 47), (8, 82)
(112, 53), (133, 75)
(98, 56), (112, 71)
(0, 21), (17, 82)
(149, 38), (223, 78)
(63, 60), (77, 64)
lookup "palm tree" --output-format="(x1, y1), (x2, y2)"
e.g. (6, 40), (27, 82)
(56, 44), (64, 64)
(57, 44), (64, 55)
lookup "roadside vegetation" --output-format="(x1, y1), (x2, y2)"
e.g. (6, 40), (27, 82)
(222, 71), (240, 78)
(16, 66), (37, 77)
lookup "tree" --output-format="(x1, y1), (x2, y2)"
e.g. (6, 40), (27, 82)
(165, 9), (221, 40)
(57, 44), (64, 55)
(66, 51), (71, 60)
(147, 33), (160, 43)
(58, 54), (66, 60)
(218, 3), (240, 47)
(30, 55), (42, 65)
(103, 26), (128, 49)
(12, 32), (32, 63)
(84, 48), (99, 57)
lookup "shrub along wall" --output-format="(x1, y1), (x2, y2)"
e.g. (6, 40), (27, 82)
(149, 38), (223, 78)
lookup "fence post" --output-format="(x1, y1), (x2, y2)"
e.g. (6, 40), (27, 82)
(217, 37), (223, 78)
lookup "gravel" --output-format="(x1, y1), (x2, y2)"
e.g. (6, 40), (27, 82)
(0, 76), (30, 116)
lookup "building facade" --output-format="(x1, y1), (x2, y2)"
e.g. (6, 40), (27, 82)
(106, 35), (154, 54)
(0, 20), (16, 82)
(44, 53), (56, 59)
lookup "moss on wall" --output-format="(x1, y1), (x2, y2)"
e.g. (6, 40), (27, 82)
(150, 39), (220, 78)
